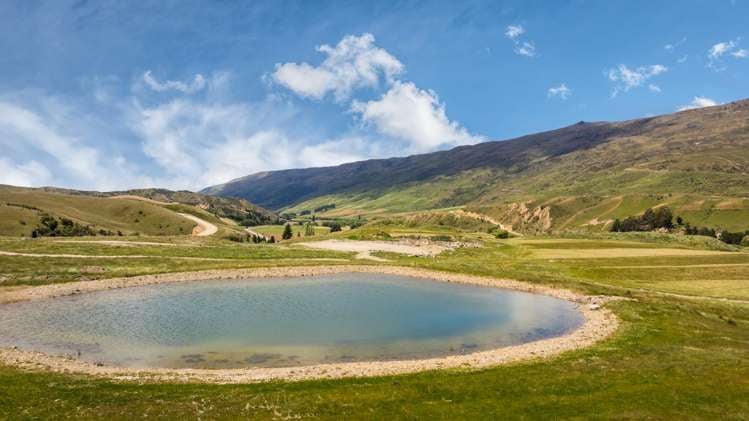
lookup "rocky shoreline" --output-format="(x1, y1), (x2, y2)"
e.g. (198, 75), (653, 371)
(0, 265), (620, 383)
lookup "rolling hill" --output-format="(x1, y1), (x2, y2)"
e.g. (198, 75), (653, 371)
(0, 185), (280, 237)
(203, 99), (749, 232)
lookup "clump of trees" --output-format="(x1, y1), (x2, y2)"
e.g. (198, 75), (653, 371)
(304, 223), (315, 236)
(611, 207), (749, 247)
(227, 233), (269, 243)
(611, 207), (674, 232)
(31, 214), (97, 237)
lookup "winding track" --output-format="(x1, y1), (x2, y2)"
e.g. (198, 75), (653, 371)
(177, 213), (218, 236)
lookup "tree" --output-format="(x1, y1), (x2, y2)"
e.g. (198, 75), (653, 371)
(281, 223), (293, 240)
(304, 223), (315, 236)
(328, 222), (342, 232)
(676, 216), (684, 226)
(611, 219), (622, 232)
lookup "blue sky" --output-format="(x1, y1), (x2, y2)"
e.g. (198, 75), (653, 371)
(1, 0), (747, 191)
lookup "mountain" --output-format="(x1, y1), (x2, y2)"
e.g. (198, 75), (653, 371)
(204, 100), (749, 231)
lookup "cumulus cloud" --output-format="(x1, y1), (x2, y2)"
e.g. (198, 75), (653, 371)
(142, 71), (207, 94)
(547, 83), (571, 100)
(707, 38), (746, 70)
(350, 81), (482, 153)
(606, 64), (667, 97)
(504, 24), (537, 57)
(271, 33), (403, 101)
(677, 96), (720, 111)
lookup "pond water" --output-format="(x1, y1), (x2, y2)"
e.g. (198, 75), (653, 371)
(0, 273), (583, 369)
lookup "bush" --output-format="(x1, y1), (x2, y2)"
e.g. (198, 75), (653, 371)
(281, 223), (293, 240)
(495, 230), (510, 239)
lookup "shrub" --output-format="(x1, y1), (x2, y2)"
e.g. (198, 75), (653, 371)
(495, 230), (510, 239)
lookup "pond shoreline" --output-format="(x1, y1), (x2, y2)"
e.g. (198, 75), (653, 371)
(0, 266), (620, 383)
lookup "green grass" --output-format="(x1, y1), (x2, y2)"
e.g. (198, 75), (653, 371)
(0, 186), (195, 236)
(1, 231), (748, 418)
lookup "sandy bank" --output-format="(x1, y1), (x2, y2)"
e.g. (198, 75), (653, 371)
(0, 266), (620, 384)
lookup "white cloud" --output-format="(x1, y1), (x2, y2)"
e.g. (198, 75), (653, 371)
(350, 81), (482, 153)
(504, 24), (537, 57)
(515, 41), (536, 57)
(142, 71), (206, 94)
(0, 158), (52, 187)
(606, 64), (667, 97)
(504, 25), (524, 39)
(707, 38), (746, 70)
(677, 96), (720, 111)
(0, 101), (134, 190)
(648, 84), (661, 93)
(677, 55), (688, 64)
(272, 33), (403, 101)
(131, 96), (379, 189)
(547, 83), (571, 100)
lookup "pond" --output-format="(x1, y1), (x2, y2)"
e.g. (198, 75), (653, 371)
(0, 273), (584, 369)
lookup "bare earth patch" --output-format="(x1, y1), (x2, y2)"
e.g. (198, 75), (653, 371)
(177, 213), (218, 236)
(0, 266), (620, 384)
(298, 239), (448, 260)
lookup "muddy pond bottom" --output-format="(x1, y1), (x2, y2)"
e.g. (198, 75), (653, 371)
(0, 273), (584, 369)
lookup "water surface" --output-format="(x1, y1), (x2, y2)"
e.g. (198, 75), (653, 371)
(0, 273), (583, 368)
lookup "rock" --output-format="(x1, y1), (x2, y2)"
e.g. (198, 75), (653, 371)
(588, 304), (601, 311)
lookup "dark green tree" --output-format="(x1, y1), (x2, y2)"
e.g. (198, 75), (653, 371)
(281, 223), (293, 240)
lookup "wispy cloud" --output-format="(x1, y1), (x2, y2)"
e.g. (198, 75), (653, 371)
(504, 25), (524, 40)
(664, 37), (687, 51)
(505, 24), (537, 57)
(547, 83), (571, 100)
(605, 64), (667, 97)
(677, 96), (720, 111)
(142, 71), (206, 94)
(707, 38), (747, 71)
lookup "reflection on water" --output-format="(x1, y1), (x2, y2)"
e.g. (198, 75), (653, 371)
(0, 273), (583, 368)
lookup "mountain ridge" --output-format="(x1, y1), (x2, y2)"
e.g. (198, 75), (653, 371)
(202, 99), (749, 215)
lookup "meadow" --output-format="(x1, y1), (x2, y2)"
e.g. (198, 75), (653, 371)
(0, 227), (747, 419)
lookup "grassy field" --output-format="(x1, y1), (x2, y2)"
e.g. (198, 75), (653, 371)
(0, 228), (747, 419)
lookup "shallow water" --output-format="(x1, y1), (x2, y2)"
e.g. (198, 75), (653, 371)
(0, 273), (583, 369)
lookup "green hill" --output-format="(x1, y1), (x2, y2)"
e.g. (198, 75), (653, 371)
(203, 99), (749, 232)
(0, 185), (281, 237)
